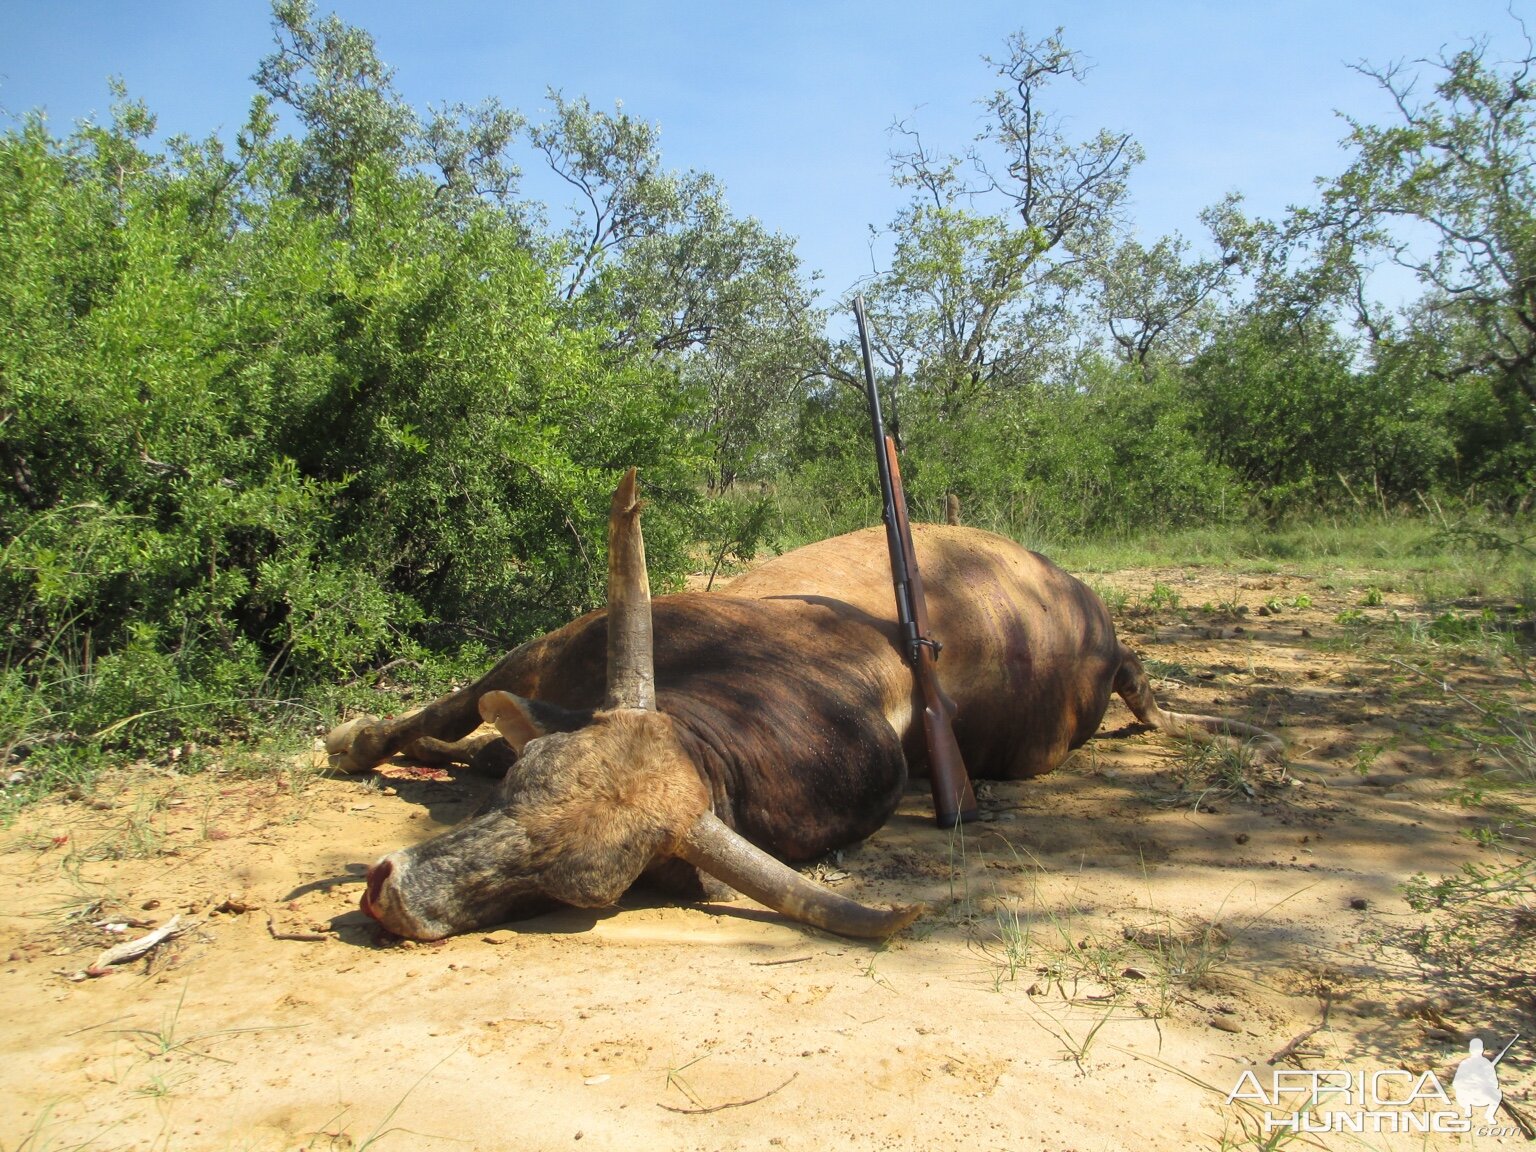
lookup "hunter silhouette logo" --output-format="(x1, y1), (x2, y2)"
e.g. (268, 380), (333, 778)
(1453, 1035), (1517, 1124)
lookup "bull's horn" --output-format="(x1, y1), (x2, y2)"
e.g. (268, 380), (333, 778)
(677, 811), (922, 940)
(605, 467), (656, 711)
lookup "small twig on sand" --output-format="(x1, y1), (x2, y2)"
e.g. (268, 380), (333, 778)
(1267, 993), (1333, 1066)
(658, 1073), (797, 1115)
(266, 913), (330, 942)
(85, 915), (199, 976)
(749, 955), (814, 967)
(1498, 1096), (1536, 1140)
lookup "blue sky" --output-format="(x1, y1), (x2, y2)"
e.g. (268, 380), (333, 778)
(2, 2), (1530, 307)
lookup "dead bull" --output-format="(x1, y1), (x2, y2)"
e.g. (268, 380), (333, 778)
(331, 470), (1282, 941)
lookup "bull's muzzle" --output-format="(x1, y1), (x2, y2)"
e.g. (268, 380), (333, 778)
(358, 846), (529, 941)
(359, 851), (461, 940)
(360, 857), (392, 922)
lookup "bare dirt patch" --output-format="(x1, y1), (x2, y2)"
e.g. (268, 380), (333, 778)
(3, 567), (1532, 1151)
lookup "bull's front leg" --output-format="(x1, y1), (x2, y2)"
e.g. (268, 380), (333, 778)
(324, 695), (484, 775)
(323, 641), (546, 774)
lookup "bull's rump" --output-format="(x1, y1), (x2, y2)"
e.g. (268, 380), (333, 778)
(725, 525), (1122, 778)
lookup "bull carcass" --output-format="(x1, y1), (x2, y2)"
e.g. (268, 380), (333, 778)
(328, 470), (1281, 941)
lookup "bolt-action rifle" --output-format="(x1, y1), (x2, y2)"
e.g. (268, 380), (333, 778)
(853, 296), (979, 828)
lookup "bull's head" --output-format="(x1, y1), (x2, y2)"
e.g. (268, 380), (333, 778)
(360, 469), (920, 941)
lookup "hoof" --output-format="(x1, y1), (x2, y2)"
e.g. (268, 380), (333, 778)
(324, 716), (379, 774)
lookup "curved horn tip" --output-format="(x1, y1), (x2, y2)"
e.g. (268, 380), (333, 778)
(882, 903), (925, 936)
(678, 811), (923, 940)
(612, 467), (640, 515)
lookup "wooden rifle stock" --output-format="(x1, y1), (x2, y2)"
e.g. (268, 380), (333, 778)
(852, 294), (978, 828)
(884, 439), (978, 828)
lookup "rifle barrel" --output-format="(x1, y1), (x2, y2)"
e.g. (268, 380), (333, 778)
(855, 297), (919, 655)
(853, 296), (977, 827)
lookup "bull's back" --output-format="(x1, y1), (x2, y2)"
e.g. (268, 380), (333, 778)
(725, 526), (1121, 777)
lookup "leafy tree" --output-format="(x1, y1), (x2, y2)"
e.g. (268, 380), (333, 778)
(255, 0), (522, 221)
(1083, 194), (1258, 377)
(850, 29), (1142, 415)
(254, 0), (416, 214)
(1341, 35), (1536, 398)
(529, 91), (824, 490)
(1299, 28), (1536, 499)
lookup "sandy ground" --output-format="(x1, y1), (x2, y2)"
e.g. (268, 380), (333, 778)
(2, 565), (1533, 1152)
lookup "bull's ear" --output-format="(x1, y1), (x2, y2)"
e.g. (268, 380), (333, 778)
(478, 691), (593, 754)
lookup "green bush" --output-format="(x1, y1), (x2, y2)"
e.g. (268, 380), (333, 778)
(776, 357), (1243, 546)
(0, 94), (707, 763)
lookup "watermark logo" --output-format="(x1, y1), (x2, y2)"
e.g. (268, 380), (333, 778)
(1453, 1037), (1504, 1123)
(1225, 1033), (1520, 1136)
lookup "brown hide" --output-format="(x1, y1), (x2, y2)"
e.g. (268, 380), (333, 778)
(336, 526), (1118, 788)
(722, 524), (1120, 778)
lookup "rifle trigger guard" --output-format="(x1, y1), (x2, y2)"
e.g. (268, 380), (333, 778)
(915, 636), (943, 660)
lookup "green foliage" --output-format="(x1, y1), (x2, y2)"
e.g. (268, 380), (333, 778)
(254, 0), (523, 219)
(949, 362), (1239, 539)
(776, 354), (1243, 545)
(0, 26), (710, 769)
(1181, 308), (1477, 514)
(696, 490), (778, 590)
(529, 91), (824, 493)
(775, 385), (883, 544)
(1186, 314), (1371, 509)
